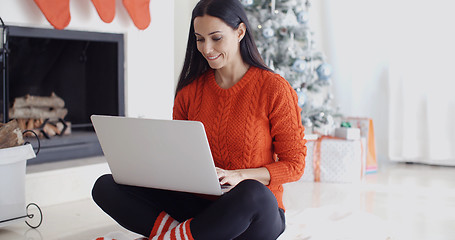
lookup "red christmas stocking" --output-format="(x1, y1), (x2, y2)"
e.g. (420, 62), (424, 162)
(91, 0), (116, 23)
(33, 0), (71, 30)
(122, 0), (151, 30)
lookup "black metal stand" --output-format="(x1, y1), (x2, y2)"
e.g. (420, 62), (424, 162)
(0, 203), (43, 229)
(1, 23), (8, 124)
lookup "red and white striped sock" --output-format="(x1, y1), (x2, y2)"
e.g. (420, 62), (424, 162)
(149, 211), (180, 238)
(149, 217), (194, 240)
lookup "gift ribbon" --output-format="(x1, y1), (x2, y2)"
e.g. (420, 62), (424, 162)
(344, 117), (377, 173)
(312, 137), (322, 182)
(311, 136), (338, 182)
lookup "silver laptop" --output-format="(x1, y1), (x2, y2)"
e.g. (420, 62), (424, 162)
(91, 115), (227, 196)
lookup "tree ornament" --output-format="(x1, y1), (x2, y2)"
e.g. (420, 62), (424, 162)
(316, 63), (332, 80)
(318, 111), (325, 119)
(297, 10), (309, 24)
(279, 27), (288, 36)
(303, 117), (313, 128)
(262, 27), (275, 39)
(240, 0), (254, 7)
(296, 88), (307, 107)
(292, 59), (307, 73)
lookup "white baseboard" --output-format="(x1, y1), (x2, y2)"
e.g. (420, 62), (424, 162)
(389, 158), (455, 167)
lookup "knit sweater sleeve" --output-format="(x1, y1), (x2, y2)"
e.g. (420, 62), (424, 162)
(264, 74), (307, 186)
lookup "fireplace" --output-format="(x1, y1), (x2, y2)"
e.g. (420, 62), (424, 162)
(1, 26), (125, 165)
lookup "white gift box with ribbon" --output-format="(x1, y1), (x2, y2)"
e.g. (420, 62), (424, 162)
(300, 137), (364, 183)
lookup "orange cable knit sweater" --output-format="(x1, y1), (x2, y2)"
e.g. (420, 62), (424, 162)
(173, 66), (307, 210)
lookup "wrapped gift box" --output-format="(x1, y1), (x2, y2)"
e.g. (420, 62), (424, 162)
(334, 127), (360, 140)
(300, 137), (365, 183)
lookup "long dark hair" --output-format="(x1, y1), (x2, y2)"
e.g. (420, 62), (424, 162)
(175, 0), (272, 97)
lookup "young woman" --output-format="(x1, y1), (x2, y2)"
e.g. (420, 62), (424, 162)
(92, 0), (307, 239)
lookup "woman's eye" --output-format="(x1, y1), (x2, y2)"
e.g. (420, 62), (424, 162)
(195, 36), (221, 42)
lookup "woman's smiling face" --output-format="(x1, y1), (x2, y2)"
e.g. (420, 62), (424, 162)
(193, 15), (244, 70)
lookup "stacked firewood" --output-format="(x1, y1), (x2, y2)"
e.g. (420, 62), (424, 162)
(9, 93), (71, 138)
(16, 118), (70, 138)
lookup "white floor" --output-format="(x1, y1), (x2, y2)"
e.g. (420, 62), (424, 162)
(0, 159), (454, 240)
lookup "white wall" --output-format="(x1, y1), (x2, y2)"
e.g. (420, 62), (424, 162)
(306, 1), (389, 161)
(174, 0), (199, 86)
(0, 0), (175, 120)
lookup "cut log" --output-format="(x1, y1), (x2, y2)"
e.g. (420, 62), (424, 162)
(26, 119), (35, 131)
(17, 119), (27, 130)
(12, 92), (65, 108)
(56, 121), (71, 135)
(43, 123), (57, 137)
(24, 119), (37, 137)
(9, 107), (68, 120)
(34, 119), (43, 128)
(0, 119), (25, 149)
(47, 122), (61, 135)
(10, 93), (68, 121)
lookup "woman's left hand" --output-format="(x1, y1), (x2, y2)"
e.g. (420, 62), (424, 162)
(216, 167), (271, 187)
(216, 167), (245, 187)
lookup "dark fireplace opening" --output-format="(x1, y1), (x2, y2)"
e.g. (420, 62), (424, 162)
(1, 26), (125, 165)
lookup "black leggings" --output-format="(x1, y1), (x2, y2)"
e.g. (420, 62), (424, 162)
(92, 174), (285, 240)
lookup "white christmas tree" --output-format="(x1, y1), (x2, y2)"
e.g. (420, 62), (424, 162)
(241, 0), (339, 135)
